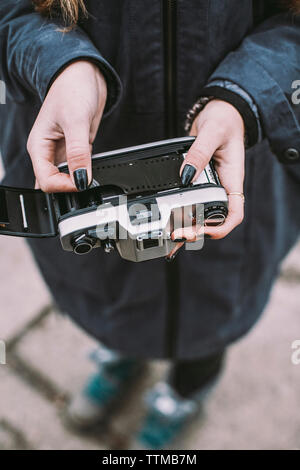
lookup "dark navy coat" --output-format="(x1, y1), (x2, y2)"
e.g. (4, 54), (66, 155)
(1, 1), (300, 359)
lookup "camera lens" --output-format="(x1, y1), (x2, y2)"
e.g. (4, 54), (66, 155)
(205, 209), (226, 227)
(73, 236), (93, 255)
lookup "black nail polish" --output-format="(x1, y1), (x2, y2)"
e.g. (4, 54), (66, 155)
(204, 234), (212, 240)
(181, 164), (196, 186)
(74, 168), (88, 192)
(165, 253), (179, 262)
(173, 237), (187, 243)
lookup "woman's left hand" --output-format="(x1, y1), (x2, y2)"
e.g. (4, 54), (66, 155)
(167, 99), (245, 259)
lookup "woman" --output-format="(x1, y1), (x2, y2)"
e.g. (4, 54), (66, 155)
(0, 0), (300, 449)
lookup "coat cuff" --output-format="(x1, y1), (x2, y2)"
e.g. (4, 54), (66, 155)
(208, 49), (300, 163)
(201, 85), (259, 148)
(24, 22), (123, 118)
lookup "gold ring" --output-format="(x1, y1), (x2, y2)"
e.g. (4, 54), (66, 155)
(227, 192), (245, 203)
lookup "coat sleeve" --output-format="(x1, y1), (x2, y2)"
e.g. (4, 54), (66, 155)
(0, 0), (123, 117)
(207, 12), (300, 163)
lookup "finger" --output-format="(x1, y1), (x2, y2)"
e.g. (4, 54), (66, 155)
(213, 140), (245, 195)
(166, 222), (205, 259)
(27, 132), (75, 193)
(204, 139), (245, 239)
(205, 193), (244, 239)
(171, 225), (203, 243)
(180, 120), (224, 184)
(63, 121), (92, 189)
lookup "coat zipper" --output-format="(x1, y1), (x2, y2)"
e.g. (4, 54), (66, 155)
(163, 0), (180, 359)
(163, 0), (177, 138)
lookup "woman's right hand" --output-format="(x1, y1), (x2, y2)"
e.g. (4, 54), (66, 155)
(27, 60), (107, 192)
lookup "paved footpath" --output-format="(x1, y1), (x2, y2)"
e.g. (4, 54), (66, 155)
(0, 234), (300, 450)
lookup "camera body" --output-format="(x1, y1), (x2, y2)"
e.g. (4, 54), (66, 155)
(55, 137), (228, 262)
(0, 137), (228, 262)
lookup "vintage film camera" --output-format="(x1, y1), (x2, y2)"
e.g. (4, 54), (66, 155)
(0, 137), (228, 262)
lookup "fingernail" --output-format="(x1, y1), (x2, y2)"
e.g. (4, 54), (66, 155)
(74, 168), (88, 192)
(181, 164), (196, 186)
(173, 237), (187, 243)
(165, 248), (182, 262)
(204, 234), (212, 240)
(165, 254), (178, 262)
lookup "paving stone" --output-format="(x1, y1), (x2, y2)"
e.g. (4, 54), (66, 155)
(14, 310), (170, 439)
(13, 310), (170, 444)
(0, 420), (29, 450)
(0, 367), (107, 450)
(14, 311), (99, 395)
(0, 423), (18, 450)
(0, 237), (51, 342)
(280, 240), (300, 277)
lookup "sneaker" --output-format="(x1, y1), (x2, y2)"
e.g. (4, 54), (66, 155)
(133, 381), (209, 449)
(64, 344), (145, 431)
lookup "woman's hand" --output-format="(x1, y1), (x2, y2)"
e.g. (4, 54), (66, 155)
(167, 99), (245, 259)
(27, 60), (107, 192)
